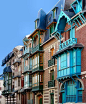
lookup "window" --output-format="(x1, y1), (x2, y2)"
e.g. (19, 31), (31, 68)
(48, 14), (52, 23)
(32, 54), (39, 69)
(61, 80), (83, 103)
(59, 57), (60, 70)
(67, 53), (69, 67)
(18, 79), (20, 86)
(53, 8), (56, 18)
(50, 70), (54, 80)
(50, 25), (54, 36)
(69, 28), (75, 38)
(50, 48), (54, 59)
(35, 20), (37, 29)
(25, 59), (28, 67)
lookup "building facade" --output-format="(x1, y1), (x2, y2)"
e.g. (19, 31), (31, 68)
(0, 76), (5, 104)
(1, 0), (86, 104)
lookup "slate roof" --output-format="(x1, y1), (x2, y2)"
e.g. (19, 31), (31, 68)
(3, 66), (12, 74)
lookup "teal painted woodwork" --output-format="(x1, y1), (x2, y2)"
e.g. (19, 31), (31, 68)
(24, 47), (31, 55)
(24, 58), (32, 72)
(70, 28), (75, 38)
(62, 92), (65, 103)
(61, 80), (82, 103)
(57, 48), (82, 79)
(55, 11), (70, 33)
(59, 38), (77, 51)
(24, 74), (32, 88)
(71, 0), (82, 14)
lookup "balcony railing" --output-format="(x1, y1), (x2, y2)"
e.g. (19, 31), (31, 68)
(48, 80), (55, 88)
(24, 65), (32, 73)
(13, 72), (21, 78)
(32, 85), (43, 92)
(32, 65), (43, 73)
(24, 82), (32, 88)
(24, 47), (31, 55)
(27, 100), (33, 104)
(59, 38), (77, 50)
(48, 59), (55, 67)
(32, 45), (39, 54)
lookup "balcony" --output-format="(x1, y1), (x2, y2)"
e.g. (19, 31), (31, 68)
(48, 59), (55, 67)
(24, 47), (31, 55)
(24, 82), (32, 89)
(32, 82), (43, 92)
(13, 58), (21, 65)
(24, 65), (32, 73)
(32, 65), (43, 73)
(48, 80), (55, 88)
(32, 45), (42, 54)
(27, 100), (33, 104)
(59, 38), (77, 50)
(13, 72), (21, 79)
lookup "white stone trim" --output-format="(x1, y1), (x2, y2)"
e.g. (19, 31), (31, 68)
(81, 71), (86, 75)
(76, 23), (86, 31)
(44, 64), (57, 71)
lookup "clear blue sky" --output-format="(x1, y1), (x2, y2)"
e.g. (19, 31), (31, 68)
(0, 0), (58, 74)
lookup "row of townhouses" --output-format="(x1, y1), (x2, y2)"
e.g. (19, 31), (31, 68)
(1, 0), (86, 104)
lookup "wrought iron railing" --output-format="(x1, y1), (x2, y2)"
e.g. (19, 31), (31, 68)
(48, 80), (55, 88)
(48, 59), (55, 67)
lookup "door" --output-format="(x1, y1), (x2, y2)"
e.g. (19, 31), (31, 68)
(39, 98), (42, 104)
(51, 94), (54, 104)
(62, 92), (65, 103)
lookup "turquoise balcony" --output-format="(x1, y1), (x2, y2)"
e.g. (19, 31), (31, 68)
(24, 47), (31, 55)
(57, 47), (83, 80)
(59, 38), (77, 51)
(32, 45), (42, 54)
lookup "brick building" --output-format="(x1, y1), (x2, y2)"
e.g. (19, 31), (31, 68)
(1, 0), (86, 104)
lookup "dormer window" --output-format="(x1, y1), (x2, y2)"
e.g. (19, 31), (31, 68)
(35, 20), (37, 29)
(53, 8), (56, 18)
(35, 19), (39, 29)
(52, 7), (57, 19)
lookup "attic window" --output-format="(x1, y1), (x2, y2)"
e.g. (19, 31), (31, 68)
(35, 20), (37, 29)
(48, 14), (52, 23)
(52, 7), (57, 19)
(53, 9), (56, 18)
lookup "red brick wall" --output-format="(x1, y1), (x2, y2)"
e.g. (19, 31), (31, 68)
(75, 24), (86, 103)
(43, 38), (58, 89)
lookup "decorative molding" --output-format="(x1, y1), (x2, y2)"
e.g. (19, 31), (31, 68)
(76, 23), (86, 31)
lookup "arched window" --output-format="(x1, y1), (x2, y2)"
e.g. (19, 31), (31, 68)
(61, 80), (83, 103)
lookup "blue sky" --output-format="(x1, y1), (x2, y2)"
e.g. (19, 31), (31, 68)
(0, 0), (58, 74)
